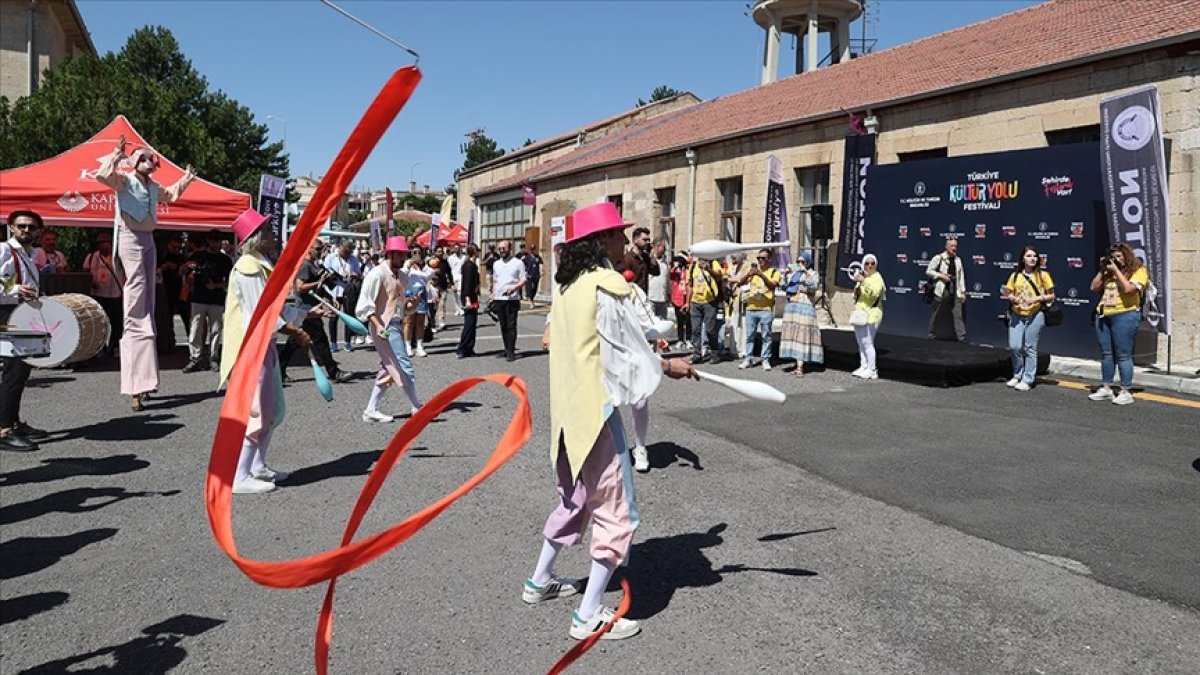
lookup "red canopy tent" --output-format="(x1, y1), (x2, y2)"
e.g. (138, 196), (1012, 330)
(0, 115), (251, 231)
(414, 222), (468, 248)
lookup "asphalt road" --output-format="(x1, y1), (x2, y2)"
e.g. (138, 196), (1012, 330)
(2, 309), (1198, 674)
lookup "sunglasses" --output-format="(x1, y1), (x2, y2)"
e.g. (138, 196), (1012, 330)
(756, 256), (769, 260)
(864, 262), (877, 266)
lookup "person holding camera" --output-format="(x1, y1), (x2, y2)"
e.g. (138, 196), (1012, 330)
(851, 254), (885, 379)
(1088, 244), (1148, 406)
(1003, 245), (1055, 391)
(736, 249), (783, 371)
(685, 255), (725, 364)
(183, 230), (233, 374)
(925, 237), (967, 341)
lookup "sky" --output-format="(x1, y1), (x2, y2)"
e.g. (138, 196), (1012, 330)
(77, 0), (1041, 193)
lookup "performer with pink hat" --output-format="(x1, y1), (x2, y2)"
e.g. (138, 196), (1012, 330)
(524, 202), (696, 642)
(219, 209), (310, 494)
(355, 235), (423, 423)
(94, 135), (196, 411)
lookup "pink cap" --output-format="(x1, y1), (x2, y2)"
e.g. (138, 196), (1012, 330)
(565, 202), (630, 244)
(231, 209), (270, 243)
(385, 235), (409, 253)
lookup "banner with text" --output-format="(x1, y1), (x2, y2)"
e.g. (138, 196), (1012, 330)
(763, 155), (791, 270)
(863, 142), (1105, 358)
(257, 174), (287, 247)
(835, 134), (876, 288)
(1099, 85), (1171, 334)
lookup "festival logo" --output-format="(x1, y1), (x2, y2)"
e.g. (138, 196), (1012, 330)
(898, 225), (908, 239)
(966, 281), (991, 300)
(1002, 225), (1017, 236)
(948, 170), (1019, 211)
(896, 253), (908, 263)
(914, 182), (926, 197)
(1042, 175), (1075, 197)
(1112, 105), (1156, 151)
(1070, 222), (1084, 238)
(901, 181), (942, 209)
(57, 191), (88, 213)
(1029, 221), (1059, 241)
(1061, 286), (1091, 308)
(1066, 257), (1084, 268)
(974, 224), (987, 238)
(972, 255), (987, 265)
(993, 251), (1018, 271)
(919, 227), (932, 237)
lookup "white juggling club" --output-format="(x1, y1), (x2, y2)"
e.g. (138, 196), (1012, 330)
(695, 370), (787, 404)
(690, 239), (790, 259)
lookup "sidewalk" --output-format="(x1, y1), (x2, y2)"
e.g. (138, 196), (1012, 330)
(1048, 355), (1200, 396)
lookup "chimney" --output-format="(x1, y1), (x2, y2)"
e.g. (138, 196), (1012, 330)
(423, 184), (430, 194)
(409, 180), (416, 193)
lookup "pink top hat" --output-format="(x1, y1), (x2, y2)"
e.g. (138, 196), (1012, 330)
(231, 209), (270, 243)
(385, 235), (409, 253)
(566, 202), (630, 244)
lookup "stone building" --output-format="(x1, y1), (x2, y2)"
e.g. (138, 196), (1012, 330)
(0, 0), (95, 101)
(463, 0), (1199, 367)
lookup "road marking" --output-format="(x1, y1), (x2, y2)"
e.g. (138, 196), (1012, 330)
(1049, 379), (1200, 409)
(1023, 551), (1093, 576)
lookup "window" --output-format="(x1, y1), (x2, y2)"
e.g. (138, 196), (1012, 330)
(1046, 125), (1101, 146)
(897, 148), (948, 162)
(478, 198), (531, 249)
(607, 194), (624, 217)
(717, 177), (743, 242)
(655, 187), (676, 251)
(795, 165), (830, 250)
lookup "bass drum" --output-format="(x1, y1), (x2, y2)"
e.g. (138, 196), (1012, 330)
(8, 294), (112, 368)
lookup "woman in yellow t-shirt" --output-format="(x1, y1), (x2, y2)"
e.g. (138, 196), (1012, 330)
(851, 253), (885, 379)
(1087, 243), (1149, 405)
(1004, 245), (1055, 391)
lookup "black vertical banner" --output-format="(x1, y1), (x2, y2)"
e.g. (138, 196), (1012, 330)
(835, 134), (875, 288)
(1100, 86), (1170, 334)
(257, 174), (286, 247)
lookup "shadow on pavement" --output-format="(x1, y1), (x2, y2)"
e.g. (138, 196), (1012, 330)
(18, 613), (225, 675)
(0, 592), (69, 626)
(0, 528), (118, 580)
(618, 523), (817, 621)
(47, 414), (184, 443)
(647, 441), (703, 471)
(1, 487), (181, 526)
(285, 450), (381, 488)
(25, 376), (74, 388)
(1193, 458), (1199, 474)
(758, 526), (837, 542)
(141, 390), (223, 411)
(0, 455), (149, 488)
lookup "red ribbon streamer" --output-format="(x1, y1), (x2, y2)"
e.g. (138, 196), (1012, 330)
(204, 65), (626, 673)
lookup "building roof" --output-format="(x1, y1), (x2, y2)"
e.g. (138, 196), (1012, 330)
(477, 0), (1200, 197)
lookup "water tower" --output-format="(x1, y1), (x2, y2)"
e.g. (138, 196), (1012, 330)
(752, 0), (864, 84)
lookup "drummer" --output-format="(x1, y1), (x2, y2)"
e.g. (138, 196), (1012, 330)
(1, 209), (49, 452)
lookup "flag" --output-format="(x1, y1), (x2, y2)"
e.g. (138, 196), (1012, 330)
(467, 207), (476, 246)
(522, 184), (536, 206)
(429, 214), (441, 251)
(762, 155), (790, 270)
(385, 187), (394, 235)
(845, 110), (867, 135)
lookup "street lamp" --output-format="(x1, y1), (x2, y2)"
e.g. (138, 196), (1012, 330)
(409, 161), (421, 190)
(266, 114), (288, 148)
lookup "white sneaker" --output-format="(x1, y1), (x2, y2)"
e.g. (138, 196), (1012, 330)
(522, 575), (582, 604)
(851, 367), (867, 378)
(232, 477), (276, 495)
(1014, 381), (1031, 392)
(1113, 390), (1135, 405)
(1006, 377), (1020, 387)
(252, 467), (290, 482)
(739, 358), (752, 370)
(569, 606), (641, 641)
(416, 345), (428, 357)
(762, 361), (772, 372)
(632, 446), (649, 473)
(1088, 387), (1115, 401)
(410, 404), (423, 417)
(361, 410), (394, 423)
(864, 369), (878, 379)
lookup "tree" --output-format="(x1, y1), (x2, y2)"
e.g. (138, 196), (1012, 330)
(637, 85), (682, 107)
(459, 133), (505, 174)
(0, 26), (288, 197)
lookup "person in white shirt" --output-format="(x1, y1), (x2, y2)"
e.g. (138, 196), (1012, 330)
(1, 210), (49, 452)
(447, 245), (466, 316)
(489, 240), (526, 362)
(323, 242), (362, 352)
(31, 230), (69, 274)
(646, 238), (670, 319)
(82, 232), (123, 356)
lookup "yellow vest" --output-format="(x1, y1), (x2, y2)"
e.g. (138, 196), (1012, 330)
(219, 254), (267, 384)
(549, 267), (632, 480)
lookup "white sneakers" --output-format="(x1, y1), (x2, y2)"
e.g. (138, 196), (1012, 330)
(415, 343), (428, 357)
(521, 575), (582, 604)
(1088, 387), (1115, 401)
(570, 606), (641, 641)
(852, 367), (878, 379)
(1014, 382), (1031, 391)
(232, 477), (275, 495)
(738, 358), (752, 370)
(1113, 390), (1135, 405)
(762, 361), (772, 372)
(253, 466), (289, 482)
(738, 358), (773, 372)
(632, 446), (649, 473)
(361, 410), (394, 423)
(1006, 377), (1020, 387)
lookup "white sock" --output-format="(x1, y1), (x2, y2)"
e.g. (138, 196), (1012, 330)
(631, 400), (648, 449)
(531, 539), (562, 586)
(248, 427), (273, 476)
(577, 559), (616, 621)
(366, 383), (385, 412)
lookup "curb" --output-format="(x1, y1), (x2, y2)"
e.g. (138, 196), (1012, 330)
(1047, 356), (1200, 396)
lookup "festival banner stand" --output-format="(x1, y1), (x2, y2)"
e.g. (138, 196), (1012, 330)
(258, 174), (287, 247)
(834, 134), (876, 288)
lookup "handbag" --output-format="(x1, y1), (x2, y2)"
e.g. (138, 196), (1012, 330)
(849, 309), (869, 327)
(1021, 272), (1063, 327)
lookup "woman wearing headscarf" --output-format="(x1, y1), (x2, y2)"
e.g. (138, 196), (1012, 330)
(94, 135), (196, 411)
(778, 252), (823, 378)
(850, 254), (885, 379)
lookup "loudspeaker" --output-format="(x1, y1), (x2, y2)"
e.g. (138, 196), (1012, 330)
(810, 204), (834, 241)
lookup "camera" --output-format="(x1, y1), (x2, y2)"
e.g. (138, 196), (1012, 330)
(1100, 255), (1114, 266)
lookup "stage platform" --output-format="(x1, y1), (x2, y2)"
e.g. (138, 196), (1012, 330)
(821, 329), (1050, 387)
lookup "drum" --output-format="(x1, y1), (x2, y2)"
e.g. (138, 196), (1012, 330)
(8, 294), (111, 367)
(0, 330), (52, 358)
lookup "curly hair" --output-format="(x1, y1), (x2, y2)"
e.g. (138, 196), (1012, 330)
(1108, 243), (1144, 275)
(554, 236), (609, 290)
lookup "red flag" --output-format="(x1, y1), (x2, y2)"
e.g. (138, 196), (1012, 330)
(385, 187), (395, 235)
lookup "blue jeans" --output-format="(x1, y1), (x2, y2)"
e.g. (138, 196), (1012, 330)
(1008, 312), (1045, 385)
(386, 315), (417, 383)
(1095, 310), (1140, 389)
(743, 309), (774, 361)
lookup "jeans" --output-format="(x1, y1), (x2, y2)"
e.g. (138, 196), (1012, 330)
(1096, 310), (1140, 389)
(743, 309), (774, 361)
(689, 302), (718, 357)
(1008, 311), (1045, 385)
(188, 302), (223, 362)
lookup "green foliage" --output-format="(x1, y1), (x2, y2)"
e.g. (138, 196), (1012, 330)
(459, 134), (505, 174)
(636, 85), (682, 107)
(392, 219), (426, 236)
(395, 193), (442, 213)
(0, 26), (288, 197)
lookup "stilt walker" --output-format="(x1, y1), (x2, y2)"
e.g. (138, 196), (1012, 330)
(524, 202), (696, 641)
(357, 236), (423, 422)
(94, 135), (196, 411)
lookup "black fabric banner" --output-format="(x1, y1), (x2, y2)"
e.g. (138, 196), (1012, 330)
(258, 174), (287, 247)
(1099, 85), (1171, 334)
(863, 143), (1105, 358)
(835, 134), (876, 288)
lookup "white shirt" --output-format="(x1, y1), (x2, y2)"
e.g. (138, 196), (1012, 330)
(32, 248), (68, 274)
(448, 252), (465, 284)
(597, 289), (663, 407)
(491, 256), (526, 300)
(647, 256), (669, 303)
(0, 237), (39, 305)
(322, 252), (361, 298)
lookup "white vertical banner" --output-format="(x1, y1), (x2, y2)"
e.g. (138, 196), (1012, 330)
(549, 215), (567, 301)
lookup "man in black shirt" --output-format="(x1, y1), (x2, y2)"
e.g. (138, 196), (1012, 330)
(158, 235), (190, 351)
(523, 245), (544, 308)
(278, 239), (347, 383)
(183, 230), (234, 373)
(455, 245), (481, 358)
